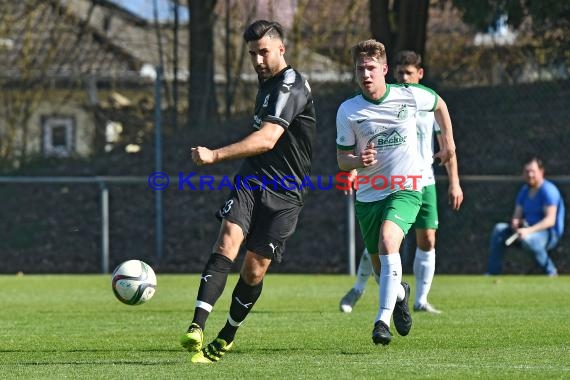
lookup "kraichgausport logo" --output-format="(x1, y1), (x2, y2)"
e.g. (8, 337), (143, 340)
(147, 172), (422, 192)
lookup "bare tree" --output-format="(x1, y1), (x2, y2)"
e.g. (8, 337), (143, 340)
(220, 0), (256, 120)
(171, 0), (180, 131)
(290, 0), (369, 68)
(188, 0), (218, 128)
(214, 0), (370, 118)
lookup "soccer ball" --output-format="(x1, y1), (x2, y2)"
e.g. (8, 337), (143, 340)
(111, 260), (157, 305)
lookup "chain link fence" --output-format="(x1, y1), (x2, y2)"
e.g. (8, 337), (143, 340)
(1, 79), (568, 274)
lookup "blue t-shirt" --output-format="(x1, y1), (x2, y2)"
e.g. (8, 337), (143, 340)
(516, 179), (565, 239)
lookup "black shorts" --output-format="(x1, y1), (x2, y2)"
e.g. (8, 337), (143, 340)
(216, 187), (302, 263)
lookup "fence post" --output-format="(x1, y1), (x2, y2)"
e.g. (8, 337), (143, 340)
(347, 193), (355, 275)
(100, 182), (109, 274)
(154, 66), (163, 266)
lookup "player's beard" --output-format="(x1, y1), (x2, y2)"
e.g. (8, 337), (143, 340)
(256, 65), (271, 81)
(256, 59), (282, 81)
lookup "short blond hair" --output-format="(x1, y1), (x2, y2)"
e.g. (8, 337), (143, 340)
(350, 39), (387, 65)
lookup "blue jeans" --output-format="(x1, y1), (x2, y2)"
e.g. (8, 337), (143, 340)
(488, 223), (558, 275)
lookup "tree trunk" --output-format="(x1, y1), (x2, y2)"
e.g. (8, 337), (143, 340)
(370, 0), (393, 56)
(188, 0), (218, 129)
(370, 0), (430, 82)
(395, 0), (429, 59)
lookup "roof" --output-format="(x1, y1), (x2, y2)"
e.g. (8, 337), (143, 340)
(0, 0), (188, 83)
(66, 0), (189, 79)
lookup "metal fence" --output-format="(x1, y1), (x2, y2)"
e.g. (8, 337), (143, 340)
(1, 76), (569, 275)
(1, 175), (568, 275)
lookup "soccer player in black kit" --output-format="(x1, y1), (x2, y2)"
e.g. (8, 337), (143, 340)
(181, 20), (316, 364)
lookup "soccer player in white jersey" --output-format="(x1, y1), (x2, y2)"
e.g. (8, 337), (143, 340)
(339, 50), (463, 315)
(336, 40), (457, 345)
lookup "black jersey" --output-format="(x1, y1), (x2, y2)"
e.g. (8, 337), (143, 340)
(237, 66), (316, 205)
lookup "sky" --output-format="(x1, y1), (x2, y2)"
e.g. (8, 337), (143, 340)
(109, 0), (189, 21)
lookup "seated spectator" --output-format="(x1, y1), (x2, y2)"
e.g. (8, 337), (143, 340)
(487, 157), (565, 276)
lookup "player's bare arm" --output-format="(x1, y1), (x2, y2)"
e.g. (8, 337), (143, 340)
(191, 122), (285, 165)
(337, 143), (377, 172)
(445, 156), (464, 210)
(436, 134), (463, 210)
(433, 97), (456, 166)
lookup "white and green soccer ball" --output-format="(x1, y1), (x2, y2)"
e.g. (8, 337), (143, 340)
(111, 260), (157, 305)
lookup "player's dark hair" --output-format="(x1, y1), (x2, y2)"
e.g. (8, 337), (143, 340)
(350, 39), (386, 65)
(243, 20), (284, 42)
(395, 50), (422, 68)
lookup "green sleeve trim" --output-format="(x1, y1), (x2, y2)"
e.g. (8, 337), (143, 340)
(337, 144), (355, 151)
(430, 94), (439, 112)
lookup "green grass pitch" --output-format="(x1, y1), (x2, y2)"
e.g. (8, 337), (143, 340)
(1, 274), (569, 379)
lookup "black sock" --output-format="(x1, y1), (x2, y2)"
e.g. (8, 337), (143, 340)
(218, 276), (263, 343)
(191, 253), (233, 330)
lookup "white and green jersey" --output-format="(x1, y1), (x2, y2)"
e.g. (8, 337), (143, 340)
(416, 110), (440, 187)
(336, 83), (438, 202)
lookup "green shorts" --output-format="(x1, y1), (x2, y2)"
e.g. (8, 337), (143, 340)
(355, 190), (422, 255)
(414, 184), (439, 230)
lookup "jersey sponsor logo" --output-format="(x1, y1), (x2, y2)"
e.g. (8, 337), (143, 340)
(356, 118), (368, 124)
(368, 130), (407, 149)
(364, 126), (387, 138)
(262, 94), (270, 108)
